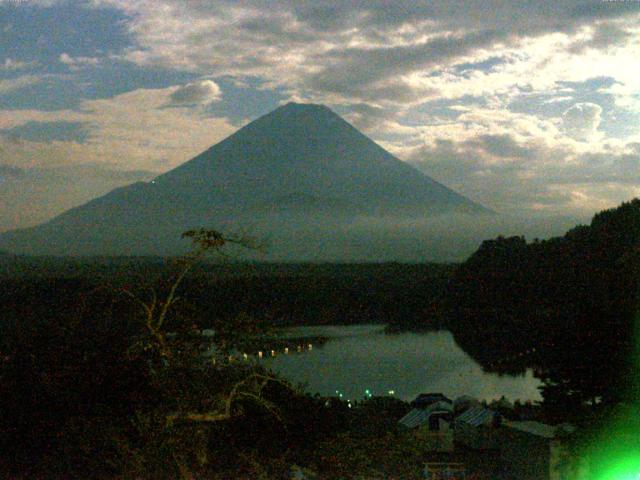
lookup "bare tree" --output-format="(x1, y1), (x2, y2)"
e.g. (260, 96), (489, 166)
(119, 229), (287, 479)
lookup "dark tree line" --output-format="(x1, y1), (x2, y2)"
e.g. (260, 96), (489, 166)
(446, 198), (640, 417)
(0, 261), (453, 329)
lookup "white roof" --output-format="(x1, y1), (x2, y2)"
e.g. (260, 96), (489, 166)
(399, 401), (453, 429)
(455, 406), (496, 427)
(399, 408), (431, 429)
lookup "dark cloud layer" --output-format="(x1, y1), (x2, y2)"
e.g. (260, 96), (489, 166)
(107, 0), (639, 104)
(1, 121), (90, 143)
(306, 29), (510, 98)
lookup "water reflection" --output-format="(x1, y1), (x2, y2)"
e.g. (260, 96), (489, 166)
(263, 325), (541, 402)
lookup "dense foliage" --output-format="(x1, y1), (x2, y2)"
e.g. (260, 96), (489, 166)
(0, 260), (453, 329)
(447, 199), (640, 415)
(0, 234), (439, 479)
(0, 288), (425, 479)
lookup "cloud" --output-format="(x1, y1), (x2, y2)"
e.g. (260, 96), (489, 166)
(340, 103), (399, 132)
(0, 86), (236, 171)
(0, 74), (42, 94)
(305, 29), (510, 99)
(1, 120), (89, 143)
(94, 1), (640, 103)
(570, 22), (634, 52)
(562, 102), (603, 140)
(0, 163), (154, 232)
(406, 122), (639, 216)
(84, 0), (639, 134)
(465, 133), (539, 159)
(58, 53), (100, 70)
(168, 80), (222, 105)
(542, 96), (574, 104)
(0, 0), (63, 5)
(1, 58), (35, 71)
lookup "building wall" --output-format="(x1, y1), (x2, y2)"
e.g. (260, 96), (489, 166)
(455, 424), (557, 479)
(413, 427), (454, 453)
(454, 423), (501, 451)
(497, 428), (550, 480)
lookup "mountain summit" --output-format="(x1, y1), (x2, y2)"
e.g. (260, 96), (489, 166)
(0, 102), (489, 258)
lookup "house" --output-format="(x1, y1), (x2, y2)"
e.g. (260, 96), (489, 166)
(399, 393), (454, 453)
(499, 421), (589, 480)
(453, 405), (501, 450)
(454, 409), (587, 480)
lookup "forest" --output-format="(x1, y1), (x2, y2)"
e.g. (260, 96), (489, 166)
(446, 199), (640, 419)
(1, 200), (639, 478)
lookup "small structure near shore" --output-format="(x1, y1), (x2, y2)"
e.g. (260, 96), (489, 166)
(397, 394), (589, 479)
(399, 393), (454, 453)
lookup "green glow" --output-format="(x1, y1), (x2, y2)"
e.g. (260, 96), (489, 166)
(595, 456), (640, 480)
(586, 418), (640, 480)
(587, 288), (640, 480)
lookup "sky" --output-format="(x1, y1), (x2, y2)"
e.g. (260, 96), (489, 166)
(0, 0), (639, 233)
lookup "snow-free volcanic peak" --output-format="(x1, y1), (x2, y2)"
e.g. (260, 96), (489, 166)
(0, 103), (490, 258)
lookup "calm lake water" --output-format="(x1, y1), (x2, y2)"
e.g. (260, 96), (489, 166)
(263, 324), (541, 403)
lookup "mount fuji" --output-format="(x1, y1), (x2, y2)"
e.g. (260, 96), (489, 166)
(0, 102), (490, 258)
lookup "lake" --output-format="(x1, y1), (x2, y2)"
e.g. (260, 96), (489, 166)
(262, 324), (541, 403)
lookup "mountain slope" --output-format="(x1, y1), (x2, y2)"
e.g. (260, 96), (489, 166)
(0, 102), (489, 257)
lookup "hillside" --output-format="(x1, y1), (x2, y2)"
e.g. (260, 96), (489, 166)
(446, 198), (640, 413)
